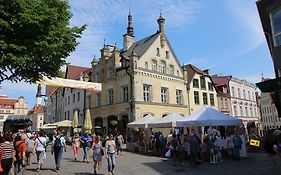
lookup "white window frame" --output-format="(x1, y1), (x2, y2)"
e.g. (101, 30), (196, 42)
(270, 7), (281, 47)
(176, 89), (183, 105)
(152, 60), (157, 71)
(107, 89), (114, 105)
(143, 84), (152, 102)
(121, 86), (129, 102)
(161, 87), (168, 104)
(160, 60), (166, 74)
(169, 65), (174, 75)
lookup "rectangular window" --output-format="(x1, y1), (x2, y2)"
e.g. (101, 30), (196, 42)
(161, 87), (168, 104)
(225, 98), (228, 108)
(65, 98), (67, 106)
(107, 89), (114, 105)
(152, 60), (157, 71)
(166, 51), (169, 59)
(250, 107), (253, 116)
(121, 86), (129, 102)
(200, 76), (206, 89)
(234, 105), (237, 116)
(220, 97), (224, 108)
(271, 8), (281, 46)
(208, 82), (214, 91)
(245, 107), (248, 116)
(156, 48), (160, 56)
(169, 65), (174, 75)
(240, 106), (243, 116)
(160, 60), (166, 74)
(78, 92), (80, 102)
(145, 62), (148, 69)
(243, 90), (246, 99)
(67, 111), (70, 120)
(203, 92), (208, 105)
(73, 94), (75, 103)
(193, 79), (199, 88)
(176, 89), (183, 105)
(210, 93), (214, 106)
(96, 93), (101, 107)
(194, 91), (199, 104)
(107, 66), (114, 80)
(68, 96), (70, 105)
(248, 91), (250, 100)
(95, 72), (100, 83)
(231, 87), (235, 97)
(143, 84), (152, 102)
(238, 88), (241, 98)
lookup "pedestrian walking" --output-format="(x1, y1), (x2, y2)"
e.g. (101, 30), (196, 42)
(80, 133), (92, 163)
(0, 133), (14, 175)
(34, 131), (46, 172)
(14, 135), (27, 174)
(170, 134), (183, 166)
(92, 135), (104, 175)
(188, 133), (200, 168)
(72, 134), (80, 160)
(105, 134), (117, 175)
(116, 132), (124, 155)
(25, 135), (35, 166)
(51, 129), (67, 171)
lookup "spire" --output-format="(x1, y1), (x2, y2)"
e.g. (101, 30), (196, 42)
(157, 12), (165, 33)
(127, 10), (134, 36)
(36, 84), (42, 97)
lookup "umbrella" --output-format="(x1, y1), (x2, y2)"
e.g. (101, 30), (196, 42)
(72, 110), (79, 128)
(84, 109), (93, 132)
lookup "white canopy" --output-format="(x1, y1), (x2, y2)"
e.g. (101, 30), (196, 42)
(176, 106), (243, 127)
(127, 114), (157, 128)
(148, 112), (184, 128)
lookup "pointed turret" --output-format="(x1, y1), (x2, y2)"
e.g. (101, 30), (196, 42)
(36, 84), (42, 106)
(157, 13), (165, 33)
(123, 11), (135, 51)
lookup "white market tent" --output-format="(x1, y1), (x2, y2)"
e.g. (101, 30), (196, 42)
(127, 114), (157, 128)
(148, 112), (184, 128)
(176, 106), (243, 127)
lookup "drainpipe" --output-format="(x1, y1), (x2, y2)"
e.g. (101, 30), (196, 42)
(125, 64), (135, 122)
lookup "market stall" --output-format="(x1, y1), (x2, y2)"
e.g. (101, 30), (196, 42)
(148, 112), (184, 128)
(127, 114), (157, 128)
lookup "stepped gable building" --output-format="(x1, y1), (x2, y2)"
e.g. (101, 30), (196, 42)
(182, 64), (218, 114)
(90, 13), (188, 134)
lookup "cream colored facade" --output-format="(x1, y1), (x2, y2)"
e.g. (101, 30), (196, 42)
(183, 65), (219, 114)
(260, 92), (281, 131)
(90, 14), (188, 133)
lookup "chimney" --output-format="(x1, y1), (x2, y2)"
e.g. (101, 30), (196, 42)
(157, 14), (166, 47)
(203, 69), (210, 75)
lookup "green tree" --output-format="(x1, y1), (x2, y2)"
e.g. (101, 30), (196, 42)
(0, 0), (86, 83)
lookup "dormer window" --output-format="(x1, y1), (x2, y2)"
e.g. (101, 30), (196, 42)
(152, 60), (157, 71)
(160, 60), (166, 74)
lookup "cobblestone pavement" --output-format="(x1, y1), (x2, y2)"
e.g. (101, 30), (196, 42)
(22, 146), (281, 175)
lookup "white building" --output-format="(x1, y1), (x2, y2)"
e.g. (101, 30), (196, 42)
(228, 77), (259, 127)
(44, 65), (91, 129)
(260, 92), (281, 131)
(0, 95), (28, 131)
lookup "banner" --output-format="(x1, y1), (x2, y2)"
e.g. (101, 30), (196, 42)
(37, 76), (102, 91)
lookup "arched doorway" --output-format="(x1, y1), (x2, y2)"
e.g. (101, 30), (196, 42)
(107, 115), (118, 134)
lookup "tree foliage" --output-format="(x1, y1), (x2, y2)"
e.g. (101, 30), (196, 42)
(0, 0), (86, 83)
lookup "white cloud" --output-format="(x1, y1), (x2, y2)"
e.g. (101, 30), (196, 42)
(67, 0), (201, 67)
(225, 0), (266, 53)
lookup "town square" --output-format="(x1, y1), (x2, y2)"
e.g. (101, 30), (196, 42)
(0, 0), (281, 175)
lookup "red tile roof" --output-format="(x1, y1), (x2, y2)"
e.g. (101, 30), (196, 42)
(28, 105), (45, 114)
(211, 76), (232, 86)
(66, 65), (91, 80)
(0, 97), (18, 109)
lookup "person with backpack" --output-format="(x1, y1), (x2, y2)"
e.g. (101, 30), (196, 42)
(25, 135), (35, 166)
(34, 131), (46, 172)
(14, 135), (27, 174)
(51, 129), (66, 171)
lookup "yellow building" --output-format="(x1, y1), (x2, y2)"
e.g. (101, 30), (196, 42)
(183, 64), (219, 114)
(90, 14), (188, 134)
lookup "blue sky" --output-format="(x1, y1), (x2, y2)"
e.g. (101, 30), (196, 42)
(0, 0), (274, 109)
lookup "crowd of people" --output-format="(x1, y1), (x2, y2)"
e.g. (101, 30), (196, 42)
(0, 128), (125, 175)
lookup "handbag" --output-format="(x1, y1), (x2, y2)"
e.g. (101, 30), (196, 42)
(0, 143), (5, 173)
